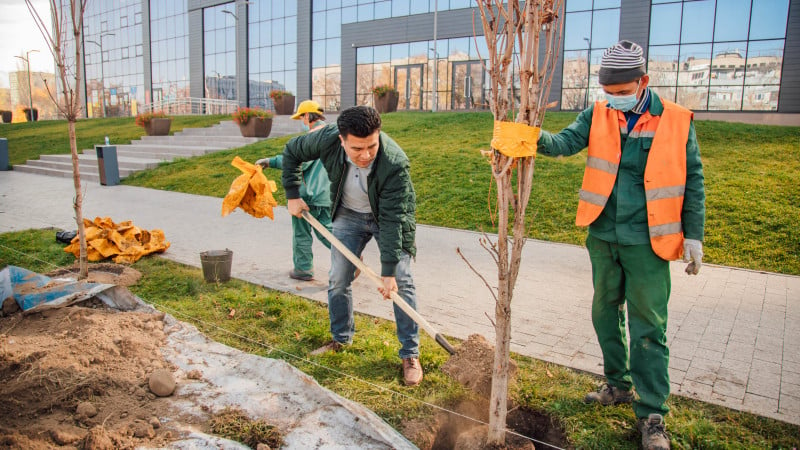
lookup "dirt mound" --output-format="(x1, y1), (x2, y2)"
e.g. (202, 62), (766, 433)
(45, 263), (142, 286)
(0, 304), (175, 448)
(441, 334), (518, 397)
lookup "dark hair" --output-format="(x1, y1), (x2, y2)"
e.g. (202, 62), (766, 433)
(337, 105), (381, 138)
(307, 112), (326, 123)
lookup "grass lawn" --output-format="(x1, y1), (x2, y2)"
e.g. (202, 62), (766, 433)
(1, 229), (798, 449)
(1, 114), (229, 166)
(2, 112), (799, 447)
(116, 111), (799, 275)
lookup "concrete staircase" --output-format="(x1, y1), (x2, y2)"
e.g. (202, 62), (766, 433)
(14, 120), (267, 183)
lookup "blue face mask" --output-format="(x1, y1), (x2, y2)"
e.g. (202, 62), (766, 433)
(605, 80), (641, 112)
(300, 123), (310, 132)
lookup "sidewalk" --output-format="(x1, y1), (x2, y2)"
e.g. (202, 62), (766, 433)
(0, 119), (797, 427)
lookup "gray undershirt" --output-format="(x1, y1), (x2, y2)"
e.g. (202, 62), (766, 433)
(341, 158), (373, 213)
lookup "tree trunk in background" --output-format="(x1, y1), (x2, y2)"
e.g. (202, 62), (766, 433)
(26, 0), (90, 278)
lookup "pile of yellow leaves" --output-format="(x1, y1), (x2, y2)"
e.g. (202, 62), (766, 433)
(221, 156), (278, 219)
(64, 217), (170, 264)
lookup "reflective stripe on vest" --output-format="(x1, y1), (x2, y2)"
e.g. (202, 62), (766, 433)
(577, 99), (693, 260)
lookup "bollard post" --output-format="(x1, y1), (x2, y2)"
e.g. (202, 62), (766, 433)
(95, 144), (119, 185)
(0, 138), (8, 171)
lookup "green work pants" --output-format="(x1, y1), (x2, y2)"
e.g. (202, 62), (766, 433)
(291, 205), (332, 275)
(586, 234), (671, 419)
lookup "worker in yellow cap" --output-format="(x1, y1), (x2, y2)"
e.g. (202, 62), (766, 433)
(292, 100), (327, 133)
(256, 100), (332, 281)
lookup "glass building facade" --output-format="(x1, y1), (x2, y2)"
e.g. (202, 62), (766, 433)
(61, 0), (798, 118)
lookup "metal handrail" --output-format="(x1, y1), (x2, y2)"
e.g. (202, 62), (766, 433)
(139, 97), (240, 115)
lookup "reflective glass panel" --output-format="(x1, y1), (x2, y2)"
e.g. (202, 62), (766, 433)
(561, 50), (589, 89)
(745, 39), (783, 86)
(566, 0), (592, 12)
(749, 0), (789, 40)
(743, 85), (779, 110)
(677, 85), (708, 110)
(648, 45), (679, 87)
(708, 85), (742, 110)
(650, 3), (681, 45)
(713, 0), (750, 42)
(564, 11), (592, 50)
(678, 43), (711, 89)
(680, 0), (714, 44)
(590, 8), (619, 50)
(711, 42), (746, 86)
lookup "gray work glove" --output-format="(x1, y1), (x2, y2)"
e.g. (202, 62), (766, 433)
(683, 239), (703, 275)
(255, 158), (269, 168)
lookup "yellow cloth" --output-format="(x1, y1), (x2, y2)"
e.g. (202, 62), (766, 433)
(222, 156), (278, 220)
(63, 217), (170, 264)
(490, 120), (541, 158)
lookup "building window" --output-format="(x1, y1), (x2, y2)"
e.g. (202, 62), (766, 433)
(204, 3), (238, 103)
(648, 0), (788, 111)
(150, 0), (190, 107)
(248, 1), (297, 110)
(560, 0), (621, 110)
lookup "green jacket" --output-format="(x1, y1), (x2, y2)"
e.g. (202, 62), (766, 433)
(537, 90), (705, 245)
(267, 156), (331, 208)
(281, 123), (417, 276)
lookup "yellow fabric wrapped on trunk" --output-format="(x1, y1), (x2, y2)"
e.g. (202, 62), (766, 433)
(63, 217), (170, 264)
(222, 156), (278, 220)
(490, 120), (540, 158)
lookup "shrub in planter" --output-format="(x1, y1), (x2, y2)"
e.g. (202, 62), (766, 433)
(22, 107), (38, 122)
(135, 111), (172, 136)
(0, 110), (11, 123)
(232, 107), (274, 138)
(270, 90), (295, 115)
(372, 85), (399, 114)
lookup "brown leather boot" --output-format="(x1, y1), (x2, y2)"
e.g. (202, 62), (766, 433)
(402, 357), (423, 386)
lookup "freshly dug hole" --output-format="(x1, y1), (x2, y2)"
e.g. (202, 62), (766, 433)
(403, 398), (569, 450)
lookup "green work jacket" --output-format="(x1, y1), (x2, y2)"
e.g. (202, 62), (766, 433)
(281, 123), (417, 276)
(537, 90), (705, 245)
(267, 156), (331, 208)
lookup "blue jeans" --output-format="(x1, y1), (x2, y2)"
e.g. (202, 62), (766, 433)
(328, 207), (419, 359)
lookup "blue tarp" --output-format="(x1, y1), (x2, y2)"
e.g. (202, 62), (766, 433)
(0, 265), (113, 311)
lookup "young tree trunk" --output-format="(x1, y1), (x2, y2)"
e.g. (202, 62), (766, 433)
(474, 1), (563, 446)
(27, 0), (89, 278)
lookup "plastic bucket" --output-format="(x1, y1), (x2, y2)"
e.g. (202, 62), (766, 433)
(200, 249), (233, 282)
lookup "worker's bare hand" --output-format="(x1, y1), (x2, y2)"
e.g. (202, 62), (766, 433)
(287, 198), (309, 217)
(379, 276), (398, 300)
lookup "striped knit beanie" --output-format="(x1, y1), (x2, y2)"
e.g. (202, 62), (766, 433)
(598, 40), (646, 85)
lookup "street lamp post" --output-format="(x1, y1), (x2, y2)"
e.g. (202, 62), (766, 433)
(432, 0), (438, 112)
(15, 49), (39, 121)
(86, 32), (115, 117)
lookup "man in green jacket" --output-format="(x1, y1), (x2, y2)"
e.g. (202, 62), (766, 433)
(537, 40), (705, 450)
(281, 105), (422, 386)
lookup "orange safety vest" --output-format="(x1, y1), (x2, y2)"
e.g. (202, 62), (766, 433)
(576, 100), (693, 260)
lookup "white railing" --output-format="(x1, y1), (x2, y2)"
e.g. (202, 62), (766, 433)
(139, 97), (240, 115)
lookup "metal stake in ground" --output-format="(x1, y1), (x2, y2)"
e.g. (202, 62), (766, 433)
(301, 210), (456, 355)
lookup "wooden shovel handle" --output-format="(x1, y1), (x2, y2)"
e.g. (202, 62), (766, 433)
(301, 210), (456, 355)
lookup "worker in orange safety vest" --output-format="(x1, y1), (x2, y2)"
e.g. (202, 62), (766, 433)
(536, 40), (705, 450)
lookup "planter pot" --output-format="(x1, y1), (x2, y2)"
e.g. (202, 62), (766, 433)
(373, 92), (399, 114)
(145, 118), (172, 136)
(0, 111), (11, 123)
(238, 117), (273, 138)
(23, 108), (38, 122)
(273, 95), (296, 115)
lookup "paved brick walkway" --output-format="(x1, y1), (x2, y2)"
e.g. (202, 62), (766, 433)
(1, 116), (797, 427)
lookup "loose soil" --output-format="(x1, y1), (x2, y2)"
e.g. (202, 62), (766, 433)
(1, 264), (568, 449)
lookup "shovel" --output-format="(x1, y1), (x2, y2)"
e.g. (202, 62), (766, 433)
(301, 210), (456, 355)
